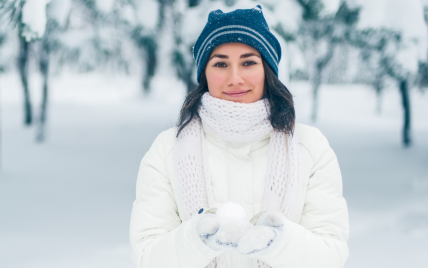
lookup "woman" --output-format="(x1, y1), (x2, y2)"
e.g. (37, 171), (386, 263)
(130, 5), (349, 268)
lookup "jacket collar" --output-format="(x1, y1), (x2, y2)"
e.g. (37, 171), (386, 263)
(203, 130), (270, 153)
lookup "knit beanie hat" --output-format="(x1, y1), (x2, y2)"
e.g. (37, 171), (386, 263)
(193, 5), (282, 83)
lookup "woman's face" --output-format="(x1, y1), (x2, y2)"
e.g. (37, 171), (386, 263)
(205, 42), (265, 103)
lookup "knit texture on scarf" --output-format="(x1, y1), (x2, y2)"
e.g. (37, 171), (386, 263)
(175, 92), (301, 268)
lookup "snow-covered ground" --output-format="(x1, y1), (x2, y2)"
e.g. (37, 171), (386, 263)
(0, 72), (427, 268)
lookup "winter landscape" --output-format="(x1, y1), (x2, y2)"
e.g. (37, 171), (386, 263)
(1, 0), (428, 267)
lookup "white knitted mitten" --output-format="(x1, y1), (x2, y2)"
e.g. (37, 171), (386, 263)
(197, 202), (253, 251)
(198, 214), (253, 251)
(237, 211), (285, 257)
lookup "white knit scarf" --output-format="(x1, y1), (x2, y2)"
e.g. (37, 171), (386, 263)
(175, 92), (301, 268)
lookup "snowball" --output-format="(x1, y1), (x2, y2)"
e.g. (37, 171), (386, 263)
(216, 202), (247, 226)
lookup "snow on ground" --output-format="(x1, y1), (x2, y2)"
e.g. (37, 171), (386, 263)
(293, 82), (428, 267)
(0, 71), (427, 268)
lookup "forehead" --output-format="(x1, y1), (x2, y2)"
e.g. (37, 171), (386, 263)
(210, 42), (260, 56)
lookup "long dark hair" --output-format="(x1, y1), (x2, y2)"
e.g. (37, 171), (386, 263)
(176, 58), (295, 137)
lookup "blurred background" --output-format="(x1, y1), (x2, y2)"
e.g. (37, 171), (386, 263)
(0, 0), (427, 267)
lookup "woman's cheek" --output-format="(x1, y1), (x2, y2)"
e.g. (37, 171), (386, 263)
(208, 73), (226, 97)
(246, 71), (264, 90)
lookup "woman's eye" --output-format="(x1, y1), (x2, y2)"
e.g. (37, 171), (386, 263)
(214, 62), (227, 67)
(243, 61), (256, 66)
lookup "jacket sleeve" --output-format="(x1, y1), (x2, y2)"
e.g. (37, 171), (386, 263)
(259, 128), (349, 268)
(129, 131), (220, 268)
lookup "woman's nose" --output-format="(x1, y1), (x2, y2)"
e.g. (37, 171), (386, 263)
(227, 66), (245, 86)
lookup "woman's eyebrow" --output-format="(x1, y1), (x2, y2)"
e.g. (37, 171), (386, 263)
(208, 52), (261, 61)
(209, 54), (228, 61)
(240, 53), (260, 58)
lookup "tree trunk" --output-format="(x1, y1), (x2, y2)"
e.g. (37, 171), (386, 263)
(311, 69), (321, 122)
(399, 79), (411, 147)
(373, 72), (384, 114)
(375, 86), (382, 114)
(18, 35), (32, 125)
(0, 75), (2, 168)
(141, 37), (157, 95)
(36, 48), (49, 142)
(142, 66), (150, 95)
(142, 53), (155, 95)
(311, 42), (335, 122)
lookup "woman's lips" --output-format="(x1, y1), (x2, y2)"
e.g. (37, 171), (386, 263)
(223, 90), (251, 98)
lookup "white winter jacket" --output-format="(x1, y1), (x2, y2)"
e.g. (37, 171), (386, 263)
(130, 123), (349, 268)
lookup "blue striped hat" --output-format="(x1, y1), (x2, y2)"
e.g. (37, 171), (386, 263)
(193, 5), (282, 83)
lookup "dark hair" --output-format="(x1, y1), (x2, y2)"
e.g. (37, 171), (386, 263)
(176, 58), (295, 137)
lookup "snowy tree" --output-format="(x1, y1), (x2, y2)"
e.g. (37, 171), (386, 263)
(291, 0), (360, 122)
(351, 0), (428, 147)
(57, 0), (133, 72)
(1, 0), (113, 140)
(416, 4), (428, 91)
(0, 0), (34, 125)
(258, 0), (361, 121)
(0, 0), (59, 134)
(354, 30), (413, 146)
(171, 0), (199, 93)
(128, 0), (160, 93)
(33, 0), (68, 142)
(0, 1), (16, 166)
(352, 29), (400, 114)
(77, 0), (163, 94)
(2, 0), (66, 141)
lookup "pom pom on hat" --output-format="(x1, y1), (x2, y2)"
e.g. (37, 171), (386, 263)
(193, 5), (282, 83)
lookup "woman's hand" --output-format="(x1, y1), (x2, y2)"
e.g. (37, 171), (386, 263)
(196, 203), (285, 255)
(236, 211), (285, 257)
(197, 213), (253, 251)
